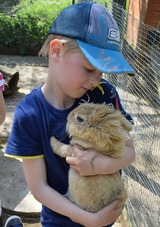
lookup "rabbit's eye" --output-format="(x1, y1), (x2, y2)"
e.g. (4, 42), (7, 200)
(76, 116), (84, 123)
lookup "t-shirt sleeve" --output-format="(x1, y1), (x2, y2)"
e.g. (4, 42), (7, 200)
(5, 105), (44, 159)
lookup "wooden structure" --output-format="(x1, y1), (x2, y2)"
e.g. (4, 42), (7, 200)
(126, 0), (160, 48)
(144, 0), (160, 28)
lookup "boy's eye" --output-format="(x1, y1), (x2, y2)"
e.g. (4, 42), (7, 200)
(85, 68), (95, 73)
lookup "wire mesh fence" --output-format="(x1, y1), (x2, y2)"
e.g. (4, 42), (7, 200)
(90, 0), (159, 226)
(75, 0), (160, 226)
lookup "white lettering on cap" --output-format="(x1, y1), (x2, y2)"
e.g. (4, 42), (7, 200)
(108, 29), (120, 42)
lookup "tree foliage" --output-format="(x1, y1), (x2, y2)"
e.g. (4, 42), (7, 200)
(0, 0), (71, 55)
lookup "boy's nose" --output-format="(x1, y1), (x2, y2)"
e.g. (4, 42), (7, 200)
(89, 74), (101, 87)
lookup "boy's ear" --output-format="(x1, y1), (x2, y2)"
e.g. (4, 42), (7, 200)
(49, 39), (63, 61)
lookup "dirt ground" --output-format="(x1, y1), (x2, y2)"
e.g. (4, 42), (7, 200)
(0, 55), (130, 227)
(0, 55), (48, 226)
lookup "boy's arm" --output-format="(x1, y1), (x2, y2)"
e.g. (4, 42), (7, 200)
(0, 73), (5, 125)
(94, 138), (135, 175)
(66, 138), (135, 176)
(23, 157), (123, 227)
(0, 92), (6, 125)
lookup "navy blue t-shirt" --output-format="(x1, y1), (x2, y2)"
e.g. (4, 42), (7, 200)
(5, 79), (133, 226)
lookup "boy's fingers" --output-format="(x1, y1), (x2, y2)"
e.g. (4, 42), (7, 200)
(109, 199), (123, 210)
(72, 146), (83, 157)
(66, 157), (80, 173)
(66, 156), (77, 165)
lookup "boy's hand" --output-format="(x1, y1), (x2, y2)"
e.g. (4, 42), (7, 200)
(66, 146), (99, 176)
(66, 139), (135, 176)
(77, 199), (124, 227)
(70, 199), (124, 227)
(90, 199), (124, 227)
(66, 145), (116, 176)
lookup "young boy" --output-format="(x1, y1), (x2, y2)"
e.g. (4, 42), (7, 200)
(5, 2), (135, 227)
(0, 73), (6, 125)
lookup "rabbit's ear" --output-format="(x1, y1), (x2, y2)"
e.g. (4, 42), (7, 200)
(119, 114), (133, 132)
(104, 119), (130, 141)
(107, 113), (133, 141)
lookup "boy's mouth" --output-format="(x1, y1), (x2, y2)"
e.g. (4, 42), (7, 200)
(81, 86), (88, 91)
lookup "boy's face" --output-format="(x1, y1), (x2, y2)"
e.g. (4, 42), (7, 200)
(51, 42), (102, 99)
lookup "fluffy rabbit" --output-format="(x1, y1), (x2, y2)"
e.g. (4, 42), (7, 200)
(50, 103), (133, 212)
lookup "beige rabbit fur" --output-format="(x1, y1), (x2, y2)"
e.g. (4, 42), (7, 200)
(50, 103), (133, 212)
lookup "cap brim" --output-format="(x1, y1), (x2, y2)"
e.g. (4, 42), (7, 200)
(76, 40), (134, 74)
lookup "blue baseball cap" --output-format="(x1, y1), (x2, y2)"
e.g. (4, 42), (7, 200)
(48, 2), (134, 74)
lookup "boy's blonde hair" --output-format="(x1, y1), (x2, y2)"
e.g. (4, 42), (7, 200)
(39, 34), (80, 57)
